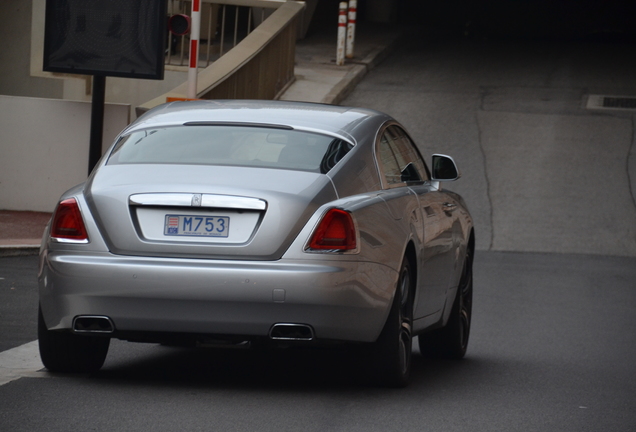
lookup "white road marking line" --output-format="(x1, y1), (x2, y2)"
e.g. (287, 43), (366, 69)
(0, 340), (51, 386)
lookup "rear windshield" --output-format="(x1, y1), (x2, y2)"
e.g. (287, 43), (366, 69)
(106, 125), (353, 174)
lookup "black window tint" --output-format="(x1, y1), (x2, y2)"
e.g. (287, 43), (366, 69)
(387, 126), (429, 182)
(107, 126), (352, 174)
(320, 139), (354, 173)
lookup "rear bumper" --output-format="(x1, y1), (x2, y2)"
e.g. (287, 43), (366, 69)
(39, 251), (397, 343)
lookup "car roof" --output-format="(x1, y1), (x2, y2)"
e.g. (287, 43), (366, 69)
(126, 100), (393, 144)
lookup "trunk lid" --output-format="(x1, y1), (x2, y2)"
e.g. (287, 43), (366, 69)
(85, 164), (336, 260)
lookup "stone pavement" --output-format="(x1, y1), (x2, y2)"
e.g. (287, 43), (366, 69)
(0, 25), (402, 257)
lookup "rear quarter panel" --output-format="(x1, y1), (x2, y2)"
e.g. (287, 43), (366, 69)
(282, 190), (419, 330)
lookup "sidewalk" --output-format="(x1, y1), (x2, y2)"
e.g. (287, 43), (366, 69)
(0, 24), (401, 258)
(281, 25), (401, 104)
(0, 211), (49, 257)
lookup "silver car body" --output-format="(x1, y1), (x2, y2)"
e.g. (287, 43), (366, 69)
(39, 100), (473, 345)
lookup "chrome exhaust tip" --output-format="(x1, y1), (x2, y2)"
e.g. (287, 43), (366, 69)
(73, 316), (115, 334)
(269, 323), (315, 341)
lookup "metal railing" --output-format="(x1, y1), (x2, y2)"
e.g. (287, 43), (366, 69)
(138, 1), (304, 115)
(165, 0), (289, 68)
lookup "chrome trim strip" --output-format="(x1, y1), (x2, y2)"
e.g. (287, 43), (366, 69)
(51, 237), (90, 244)
(200, 194), (266, 210)
(129, 193), (192, 207)
(129, 193), (267, 210)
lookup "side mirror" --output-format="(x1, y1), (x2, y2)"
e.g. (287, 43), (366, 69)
(431, 154), (460, 181)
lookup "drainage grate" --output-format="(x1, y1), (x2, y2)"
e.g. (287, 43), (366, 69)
(603, 97), (636, 109)
(586, 95), (636, 111)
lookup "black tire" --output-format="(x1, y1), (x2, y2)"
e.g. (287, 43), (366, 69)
(38, 306), (110, 373)
(419, 248), (473, 359)
(371, 257), (414, 387)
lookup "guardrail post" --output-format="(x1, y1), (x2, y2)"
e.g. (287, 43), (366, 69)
(336, 2), (347, 66)
(346, 0), (357, 59)
(188, 0), (202, 99)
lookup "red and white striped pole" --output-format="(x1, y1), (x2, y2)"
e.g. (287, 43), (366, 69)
(336, 2), (347, 66)
(188, 0), (201, 99)
(346, 0), (357, 59)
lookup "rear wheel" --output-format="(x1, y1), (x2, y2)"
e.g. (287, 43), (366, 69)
(371, 257), (413, 387)
(419, 248), (473, 359)
(38, 306), (110, 373)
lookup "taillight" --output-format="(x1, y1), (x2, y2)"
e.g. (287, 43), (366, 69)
(307, 208), (357, 251)
(51, 198), (89, 241)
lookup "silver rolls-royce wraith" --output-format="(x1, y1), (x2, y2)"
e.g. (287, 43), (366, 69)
(38, 100), (474, 387)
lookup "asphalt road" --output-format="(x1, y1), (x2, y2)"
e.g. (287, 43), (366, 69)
(1, 252), (635, 431)
(0, 256), (38, 352)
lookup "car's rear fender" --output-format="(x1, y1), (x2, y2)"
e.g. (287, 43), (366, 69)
(282, 192), (413, 269)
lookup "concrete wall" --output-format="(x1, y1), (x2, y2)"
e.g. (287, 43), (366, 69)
(27, 0), (189, 119)
(0, 96), (130, 212)
(366, 0), (397, 23)
(56, 72), (190, 120)
(0, 0), (63, 99)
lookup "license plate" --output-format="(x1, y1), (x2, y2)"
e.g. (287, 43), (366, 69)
(164, 215), (230, 237)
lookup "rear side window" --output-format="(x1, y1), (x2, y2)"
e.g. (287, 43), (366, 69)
(388, 126), (429, 181)
(377, 133), (402, 184)
(107, 126), (353, 174)
(376, 125), (429, 187)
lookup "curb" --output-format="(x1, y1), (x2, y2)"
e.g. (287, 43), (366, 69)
(322, 32), (403, 105)
(322, 64), (368, 105)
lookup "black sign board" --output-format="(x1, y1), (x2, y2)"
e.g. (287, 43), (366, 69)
(43, 0), (167, 79)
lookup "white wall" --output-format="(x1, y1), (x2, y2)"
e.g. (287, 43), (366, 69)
(0, 95), (130, 212)
(0, 0), (64, 99)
